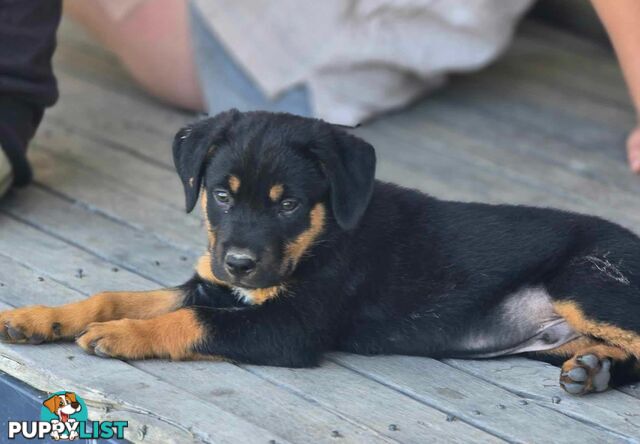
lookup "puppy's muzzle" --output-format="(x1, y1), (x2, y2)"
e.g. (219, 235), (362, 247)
(224, 249), (257, 277)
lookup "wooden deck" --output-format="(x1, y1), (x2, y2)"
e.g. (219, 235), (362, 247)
(1, 18), (640, 443)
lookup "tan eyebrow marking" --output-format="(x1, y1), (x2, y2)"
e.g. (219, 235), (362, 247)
(283, 203), (325, 270)
(269, 184), (284, 202)
(228, 175), (241, 193)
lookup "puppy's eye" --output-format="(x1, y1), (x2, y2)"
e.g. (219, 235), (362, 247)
(214, 190), (231, 204)
(280, 198), (299, 213)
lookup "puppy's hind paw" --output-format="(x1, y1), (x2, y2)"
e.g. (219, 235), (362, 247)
(560, 354), (611, 395)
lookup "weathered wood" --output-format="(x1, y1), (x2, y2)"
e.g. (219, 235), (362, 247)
(28, 148), (204, 251)
(35, 121), (184, 208)
(137, 361), (404, 444)
(445, 357), (640, 441)
(1, 186), (196, 287)
(246, 361), (503, 444)
(359, 116), (640, 230)
(0, 213), (153, 295)
(331, 353), (628, 443)
(46, 73), (189, 168)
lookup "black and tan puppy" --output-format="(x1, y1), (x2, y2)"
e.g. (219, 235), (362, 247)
(2, 110), (640, 395)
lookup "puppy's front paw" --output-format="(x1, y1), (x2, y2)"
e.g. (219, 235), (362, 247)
(0, 306), (65, 344)
(76, 319), (151, 360)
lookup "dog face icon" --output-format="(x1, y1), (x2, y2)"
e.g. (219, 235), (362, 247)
(42, 392), (83, 440)
(43, 392), (82, 422)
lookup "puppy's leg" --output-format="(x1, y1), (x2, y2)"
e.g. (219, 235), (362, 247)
(530, 248), (640, 394)
(0, 289), (184, 344)
(76, 302), (321, 366)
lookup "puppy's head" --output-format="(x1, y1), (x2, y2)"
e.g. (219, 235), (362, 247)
(43, 393), (81, 416)
(173, 110), (376, 289)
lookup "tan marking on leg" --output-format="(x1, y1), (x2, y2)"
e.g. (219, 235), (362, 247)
(76, 308), (213, 360)
(554, 301), (640, 357)
(228, 175), (241, 193)
(284, 203), (325, 269)
(0, 289), (183, 342)
(269, 184), (284, 202)
(538, 336), (601, 358)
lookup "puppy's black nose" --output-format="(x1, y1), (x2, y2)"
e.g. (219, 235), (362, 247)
(225, 251), (257, 276)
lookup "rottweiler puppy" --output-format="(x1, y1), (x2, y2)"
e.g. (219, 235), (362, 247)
(2, 110), (640, 395)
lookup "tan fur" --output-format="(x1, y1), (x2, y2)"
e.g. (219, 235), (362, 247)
(543, 336), (630, 360)
(269, 184), (284, 202)
(554, 301), (640, 357)
(196, 252), (283, 304)
(0, 289), (183, 341)
(243, 286), (284, 305)
(229, 175), (241, 193)
(200, 190), (216, 248)
(538, 336), (601, 358)
(284, 203), (325, 270)
(195, 253), (229, 287)
(76, 309), (210, 360)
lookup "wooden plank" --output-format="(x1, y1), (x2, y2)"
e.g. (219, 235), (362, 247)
(444, 357), (640, 441)
(46, 73), (190, 168)
(28, 148), (203, 251)
(359, 126), (640, 235)
(411, 96), (640, 196)
(0, 213), (153, 295)
(442, 74), (631, 155)
(331, 353), (627, 443)
(0, 259), (287, 444)
(245, 361), (503, 444)
(1, 186), (197, 287)
(36, 121), (184, 208)
(359, 115), (640, 229)
(498, 41), (631, 108)
(137, 361), (402, 444)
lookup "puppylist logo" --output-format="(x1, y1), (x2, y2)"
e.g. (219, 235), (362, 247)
(7, 391), (128, 440)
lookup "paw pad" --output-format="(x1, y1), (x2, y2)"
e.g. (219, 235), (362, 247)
(560, 354), (611, 395)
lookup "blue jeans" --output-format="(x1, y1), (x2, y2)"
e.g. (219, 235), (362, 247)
(189, 2), (312, 117)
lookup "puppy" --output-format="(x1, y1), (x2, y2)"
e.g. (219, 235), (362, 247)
(2, 110), (639, 395)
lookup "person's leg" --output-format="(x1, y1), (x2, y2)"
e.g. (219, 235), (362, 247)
(0, 0), (62, 196)
(64, 0), (204, 111)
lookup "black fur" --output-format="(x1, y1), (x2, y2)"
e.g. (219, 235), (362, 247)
(173, 110), (640, 384)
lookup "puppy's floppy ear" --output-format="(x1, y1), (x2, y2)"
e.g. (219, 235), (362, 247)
(172, 109), (240, 213)
(309, 126), (376, 230)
